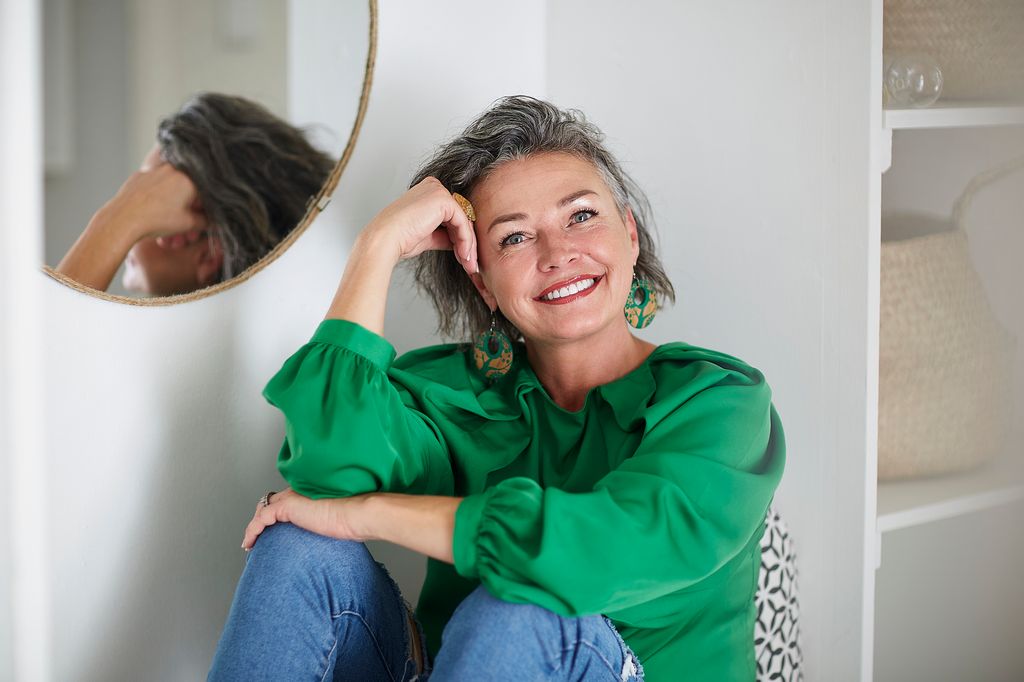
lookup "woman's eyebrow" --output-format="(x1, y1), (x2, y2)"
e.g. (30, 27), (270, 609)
(486, 189), (599, 234)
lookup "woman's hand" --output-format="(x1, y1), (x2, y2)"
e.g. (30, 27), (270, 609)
(241, 487), (370, 551)
(98, 161), (208, 245)
(54, 159), (209, 292)
(323, 177), (479, 334)
(362, 176), (478, 274)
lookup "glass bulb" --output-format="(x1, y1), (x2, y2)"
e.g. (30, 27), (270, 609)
(884, 53), (943, 107)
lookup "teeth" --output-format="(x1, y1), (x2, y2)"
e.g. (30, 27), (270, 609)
(543, 278), (595, 301)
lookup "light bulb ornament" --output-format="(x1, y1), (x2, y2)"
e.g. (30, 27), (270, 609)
(624, 274), (657, 329)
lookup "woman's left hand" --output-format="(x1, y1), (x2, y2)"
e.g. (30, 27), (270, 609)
(241, 487), (370, 551)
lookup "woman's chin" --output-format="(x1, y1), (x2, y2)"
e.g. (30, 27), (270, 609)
(121, 269), (150, 296)
(525, 315), (621, 345)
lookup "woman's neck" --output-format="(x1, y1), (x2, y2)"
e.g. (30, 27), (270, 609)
(524, 326), (656, 412)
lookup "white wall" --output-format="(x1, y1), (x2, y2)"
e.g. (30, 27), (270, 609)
(21, 0), (880, 679)
(546, 1), (877, 677)
(41, 1), (545, 679)
(2, 0), (49, 679)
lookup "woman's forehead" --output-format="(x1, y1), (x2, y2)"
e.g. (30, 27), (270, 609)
(470, 152), (610, 212)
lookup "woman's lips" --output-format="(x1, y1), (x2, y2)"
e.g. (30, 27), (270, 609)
(535, 275), (603, 305)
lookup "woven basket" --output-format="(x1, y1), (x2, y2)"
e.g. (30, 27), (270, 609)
(884, 0), (1024, 102)
(878, 157), (1021, 480)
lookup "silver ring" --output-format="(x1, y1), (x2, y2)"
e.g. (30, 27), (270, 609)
(259, 490), (276, 509)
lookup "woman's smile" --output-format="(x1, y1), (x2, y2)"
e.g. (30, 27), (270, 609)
(535, 274), (603, 304)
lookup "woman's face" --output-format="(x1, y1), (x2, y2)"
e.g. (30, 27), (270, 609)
(468, 152), (640, 345)
(122, 236), (219, 296)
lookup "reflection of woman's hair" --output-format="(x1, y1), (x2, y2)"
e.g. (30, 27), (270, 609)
(410, 95), (675, 342)
(157, 92), (335, 281)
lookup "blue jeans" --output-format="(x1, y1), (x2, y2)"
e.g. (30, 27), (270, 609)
(209, 523), (644, 681)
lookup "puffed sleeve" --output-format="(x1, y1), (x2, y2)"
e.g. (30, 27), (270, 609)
(451, 361), (785, 616)
(263, 319), (454, 499)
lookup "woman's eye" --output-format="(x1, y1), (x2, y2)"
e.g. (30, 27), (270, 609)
(570, 210), (596, 224)
(501, 232), (526, 247)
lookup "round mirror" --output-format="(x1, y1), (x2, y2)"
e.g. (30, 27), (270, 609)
(41, 0), (376, 304)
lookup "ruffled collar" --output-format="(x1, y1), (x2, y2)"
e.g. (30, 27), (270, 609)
(467, 341), (670, 432)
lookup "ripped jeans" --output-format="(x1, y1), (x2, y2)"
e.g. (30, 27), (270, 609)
(208, 523), (645, 681)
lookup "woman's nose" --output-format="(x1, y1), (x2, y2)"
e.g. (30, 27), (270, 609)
(539, 231), (580, 271)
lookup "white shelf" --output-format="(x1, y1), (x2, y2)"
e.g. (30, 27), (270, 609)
(883, 103), (1024, 130)
(877, 450), (1024, 534)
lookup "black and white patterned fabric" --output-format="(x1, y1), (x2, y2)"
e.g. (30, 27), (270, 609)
(755, 505), (803, 681)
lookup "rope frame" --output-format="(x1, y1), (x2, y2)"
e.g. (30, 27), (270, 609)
(41, 0), (379, 307)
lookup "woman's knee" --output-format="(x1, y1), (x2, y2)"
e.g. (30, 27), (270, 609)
(444, 585), (561, 644)
(438, 587), (634, 679)
(247, 522), (373, 580)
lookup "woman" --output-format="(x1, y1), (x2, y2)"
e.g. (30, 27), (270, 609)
(55, 92), (335, 296)
(209, 96), (785, 681)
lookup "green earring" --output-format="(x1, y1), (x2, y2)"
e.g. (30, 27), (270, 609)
(624, 274), (657, 329)
(473, 312), (514, 379)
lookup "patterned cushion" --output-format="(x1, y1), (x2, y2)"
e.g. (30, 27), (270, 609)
(755, 506), (803, 681)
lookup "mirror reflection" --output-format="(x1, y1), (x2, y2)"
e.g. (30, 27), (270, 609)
(42, 0), (371, 300)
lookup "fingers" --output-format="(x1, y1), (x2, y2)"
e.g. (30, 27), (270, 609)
(437, 189), (478, 275)
(242, 504), (280, 551)
(156, 228), (205, 250)
(242, 487), (295, 550)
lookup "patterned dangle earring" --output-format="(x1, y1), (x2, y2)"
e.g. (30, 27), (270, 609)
(624, 271), (658, 329)
(473, 311), (514, 380)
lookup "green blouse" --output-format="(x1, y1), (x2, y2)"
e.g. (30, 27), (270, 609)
(263, 319), (785, 681)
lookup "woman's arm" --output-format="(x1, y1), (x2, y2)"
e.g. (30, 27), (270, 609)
(55, 163), (206, 291)
(242, 488), (462, 565)
(264, 179), (478, 499)
(360, 493), (462, 564)
(450, 368), (786, 616)
(324, 177), (478, 334)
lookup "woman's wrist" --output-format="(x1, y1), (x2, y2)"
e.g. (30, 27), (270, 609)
(88, 203), (147, 247)
(358, 493), (460, 564)
(353, 224), (403, 267)
(54, 207), (141, 291)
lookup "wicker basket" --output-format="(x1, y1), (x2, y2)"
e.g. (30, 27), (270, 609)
(884, 0), (1024, 102)
(878, 157), (1021, 480)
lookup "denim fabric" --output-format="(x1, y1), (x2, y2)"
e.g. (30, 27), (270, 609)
(209, 523), (644, 681)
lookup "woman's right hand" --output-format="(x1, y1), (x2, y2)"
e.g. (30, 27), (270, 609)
(324, 177), (477, 334)
(98, 162), (207, 246)
(361, 177), (478, 274)
(54, 160), (208, 293)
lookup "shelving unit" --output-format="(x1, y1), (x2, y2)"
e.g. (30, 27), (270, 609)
(883, 103), (1024, 130)
(876, 112), (1024, 533)
(874, 55), (1024, 679)
(877, 448), (1024, 533)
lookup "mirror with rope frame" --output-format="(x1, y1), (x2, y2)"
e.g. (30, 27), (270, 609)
(41, 0), (376, 304)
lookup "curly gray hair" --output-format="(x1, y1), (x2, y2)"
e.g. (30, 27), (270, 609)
(157, 92), (335, 282)
(410, 95), (674, 342)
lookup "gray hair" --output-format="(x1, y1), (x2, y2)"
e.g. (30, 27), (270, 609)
(410, 95), (674, 342)
(157, 92), (336, 281)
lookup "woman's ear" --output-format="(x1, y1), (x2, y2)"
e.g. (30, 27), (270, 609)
(625, 206), (640, 262)
(195, 235), (224, 287)
(468, 271), (498, 312)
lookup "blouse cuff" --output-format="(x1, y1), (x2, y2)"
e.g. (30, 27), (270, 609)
(310, 319), (397, 371)
(452, 490), (492, 579)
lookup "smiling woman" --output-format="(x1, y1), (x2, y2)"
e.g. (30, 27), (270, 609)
(210, 96), (786, 681)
